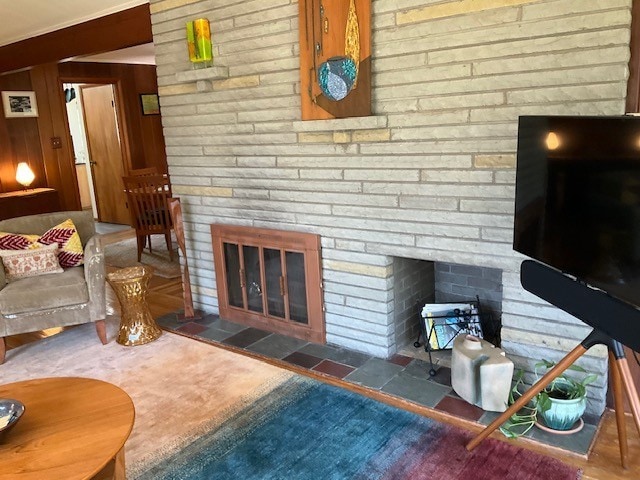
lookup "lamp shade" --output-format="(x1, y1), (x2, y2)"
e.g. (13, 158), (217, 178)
(15, 162), (35, 188)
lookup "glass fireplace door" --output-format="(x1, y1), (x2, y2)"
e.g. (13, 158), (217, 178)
(212, 225), (323, 343)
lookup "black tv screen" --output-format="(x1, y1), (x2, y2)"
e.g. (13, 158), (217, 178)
(514, 115), (640, 309)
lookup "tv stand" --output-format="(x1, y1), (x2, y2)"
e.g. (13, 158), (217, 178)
(466, 260), (640, 468)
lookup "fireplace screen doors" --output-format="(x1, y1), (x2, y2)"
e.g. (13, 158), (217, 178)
(211, 225), (325, 343)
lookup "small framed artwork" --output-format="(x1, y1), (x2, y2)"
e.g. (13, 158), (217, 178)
(140, 93), (160, 115)
(2, 91), (39, 118)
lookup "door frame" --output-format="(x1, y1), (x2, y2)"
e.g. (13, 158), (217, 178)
(59, 76), (132, 219)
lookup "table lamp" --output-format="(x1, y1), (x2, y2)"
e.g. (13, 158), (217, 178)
(16, 162), (35, 189)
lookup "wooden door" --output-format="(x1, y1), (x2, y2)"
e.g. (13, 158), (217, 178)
(81, 84), (129, 225)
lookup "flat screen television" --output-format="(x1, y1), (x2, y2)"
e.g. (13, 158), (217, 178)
(513, 115), (640, 310)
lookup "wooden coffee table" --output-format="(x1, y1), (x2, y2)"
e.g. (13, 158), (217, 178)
(0, 377), (135, 480)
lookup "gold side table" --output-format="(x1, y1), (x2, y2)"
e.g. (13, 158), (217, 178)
(107, 265), (162, 346)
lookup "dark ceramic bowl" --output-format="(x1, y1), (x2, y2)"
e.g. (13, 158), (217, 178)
(0, 398), (25, 442)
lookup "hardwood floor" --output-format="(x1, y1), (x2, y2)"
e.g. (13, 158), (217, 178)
(3, 245), (639, 478)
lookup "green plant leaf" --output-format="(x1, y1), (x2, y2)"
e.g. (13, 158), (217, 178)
(536, 359), (556, 369)
(581, 374), (598, 386)
(537, 392), (552, 412)
(567, 364), (587, 373)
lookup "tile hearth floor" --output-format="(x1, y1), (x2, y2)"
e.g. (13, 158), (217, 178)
(156, 312), (599, 457)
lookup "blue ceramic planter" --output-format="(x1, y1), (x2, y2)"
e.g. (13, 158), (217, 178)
(538, 382), (586, 431)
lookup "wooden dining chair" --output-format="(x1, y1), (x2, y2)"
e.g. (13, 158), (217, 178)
(129, 167), (159, 176)
(128, 167), (172, 196)
(122, 174), (174, 262)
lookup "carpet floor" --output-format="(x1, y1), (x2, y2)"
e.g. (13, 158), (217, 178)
(0, 316), (294, 478)
(138, 376), (581, 480)
(2, 319), (582, 479)
(104, 234), (181, 278)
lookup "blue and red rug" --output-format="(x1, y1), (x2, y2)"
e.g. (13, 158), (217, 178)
(137, 376), (581, 479)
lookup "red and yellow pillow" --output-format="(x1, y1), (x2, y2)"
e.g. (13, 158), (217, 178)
(0, 232), (40, 250)
(0, 218), (84, 269)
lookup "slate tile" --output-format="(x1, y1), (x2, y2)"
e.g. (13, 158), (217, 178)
(529, 420), (597, 455)
(298, 343), (372, 368)
(155, 313), (182, 330)
(222, 328), (271, 348)
(382, 371), (451, 408)
(176, 322), (208, 336)
(435, 395), (484, 422)
(388, 354), (413, 367)
(208, 318), (247, 334)
(402, 358), (434, 380)
(344, 358), (404, 389)
(283, 351), (323, 369)
(312, 360), (355, 379)
(247, 334), (309, 359)
(198, 327), (235, 343)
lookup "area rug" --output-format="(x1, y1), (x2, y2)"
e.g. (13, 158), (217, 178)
(2, 319), (582, 480)
(104, 234), (181, 278)
(137, 376), (582, 480)
(0, 316), (294, 477)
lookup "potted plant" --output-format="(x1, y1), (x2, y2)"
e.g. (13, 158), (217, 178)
(500, 360), (598, 438)
(534, 359), (598, 431)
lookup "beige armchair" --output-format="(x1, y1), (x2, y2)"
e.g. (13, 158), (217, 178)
(0, 211), (107, 364)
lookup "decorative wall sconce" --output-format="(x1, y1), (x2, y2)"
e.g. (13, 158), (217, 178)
(299, 0), (371, 120)
(186, 18), (213, 69)
(15, 162), (35, 189)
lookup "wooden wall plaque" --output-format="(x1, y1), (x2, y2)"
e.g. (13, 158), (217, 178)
(299, 0), (371, 120)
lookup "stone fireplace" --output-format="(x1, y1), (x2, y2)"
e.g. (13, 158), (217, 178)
(150, 0), (629, 418)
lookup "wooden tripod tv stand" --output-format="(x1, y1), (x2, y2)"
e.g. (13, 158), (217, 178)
(467, 260), (640, 468)
(467, 329), (640, 468)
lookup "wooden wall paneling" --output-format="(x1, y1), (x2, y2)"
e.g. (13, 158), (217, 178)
(0, 71), (46, 193)
(5, 121), (47, 191)
(58, 62), (166, 175)
(118, 65), (145, 172)
(0, 108), (10, 191)
(113, 70), (135, 175)
(133, 65), (167, 173)
(0, 5), (152, 75)
(30, 64), (81, 211)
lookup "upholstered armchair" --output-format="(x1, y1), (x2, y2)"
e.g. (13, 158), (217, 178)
(0, 211), (107, 364)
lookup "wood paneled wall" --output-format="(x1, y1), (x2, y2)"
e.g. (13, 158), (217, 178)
(0, 4), (165, 212)
(0, 71), (47, 193)
(58, 62), (167, 174)
(0, 5), (152, 75)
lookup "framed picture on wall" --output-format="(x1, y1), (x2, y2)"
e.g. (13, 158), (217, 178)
(139, 93), (160, 115)
(2, 91), (38, 118)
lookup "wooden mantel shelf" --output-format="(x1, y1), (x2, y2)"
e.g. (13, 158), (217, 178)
(174, 66), (229, 84)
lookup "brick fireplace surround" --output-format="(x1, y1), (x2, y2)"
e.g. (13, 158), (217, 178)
(150, 0), (634, 417)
